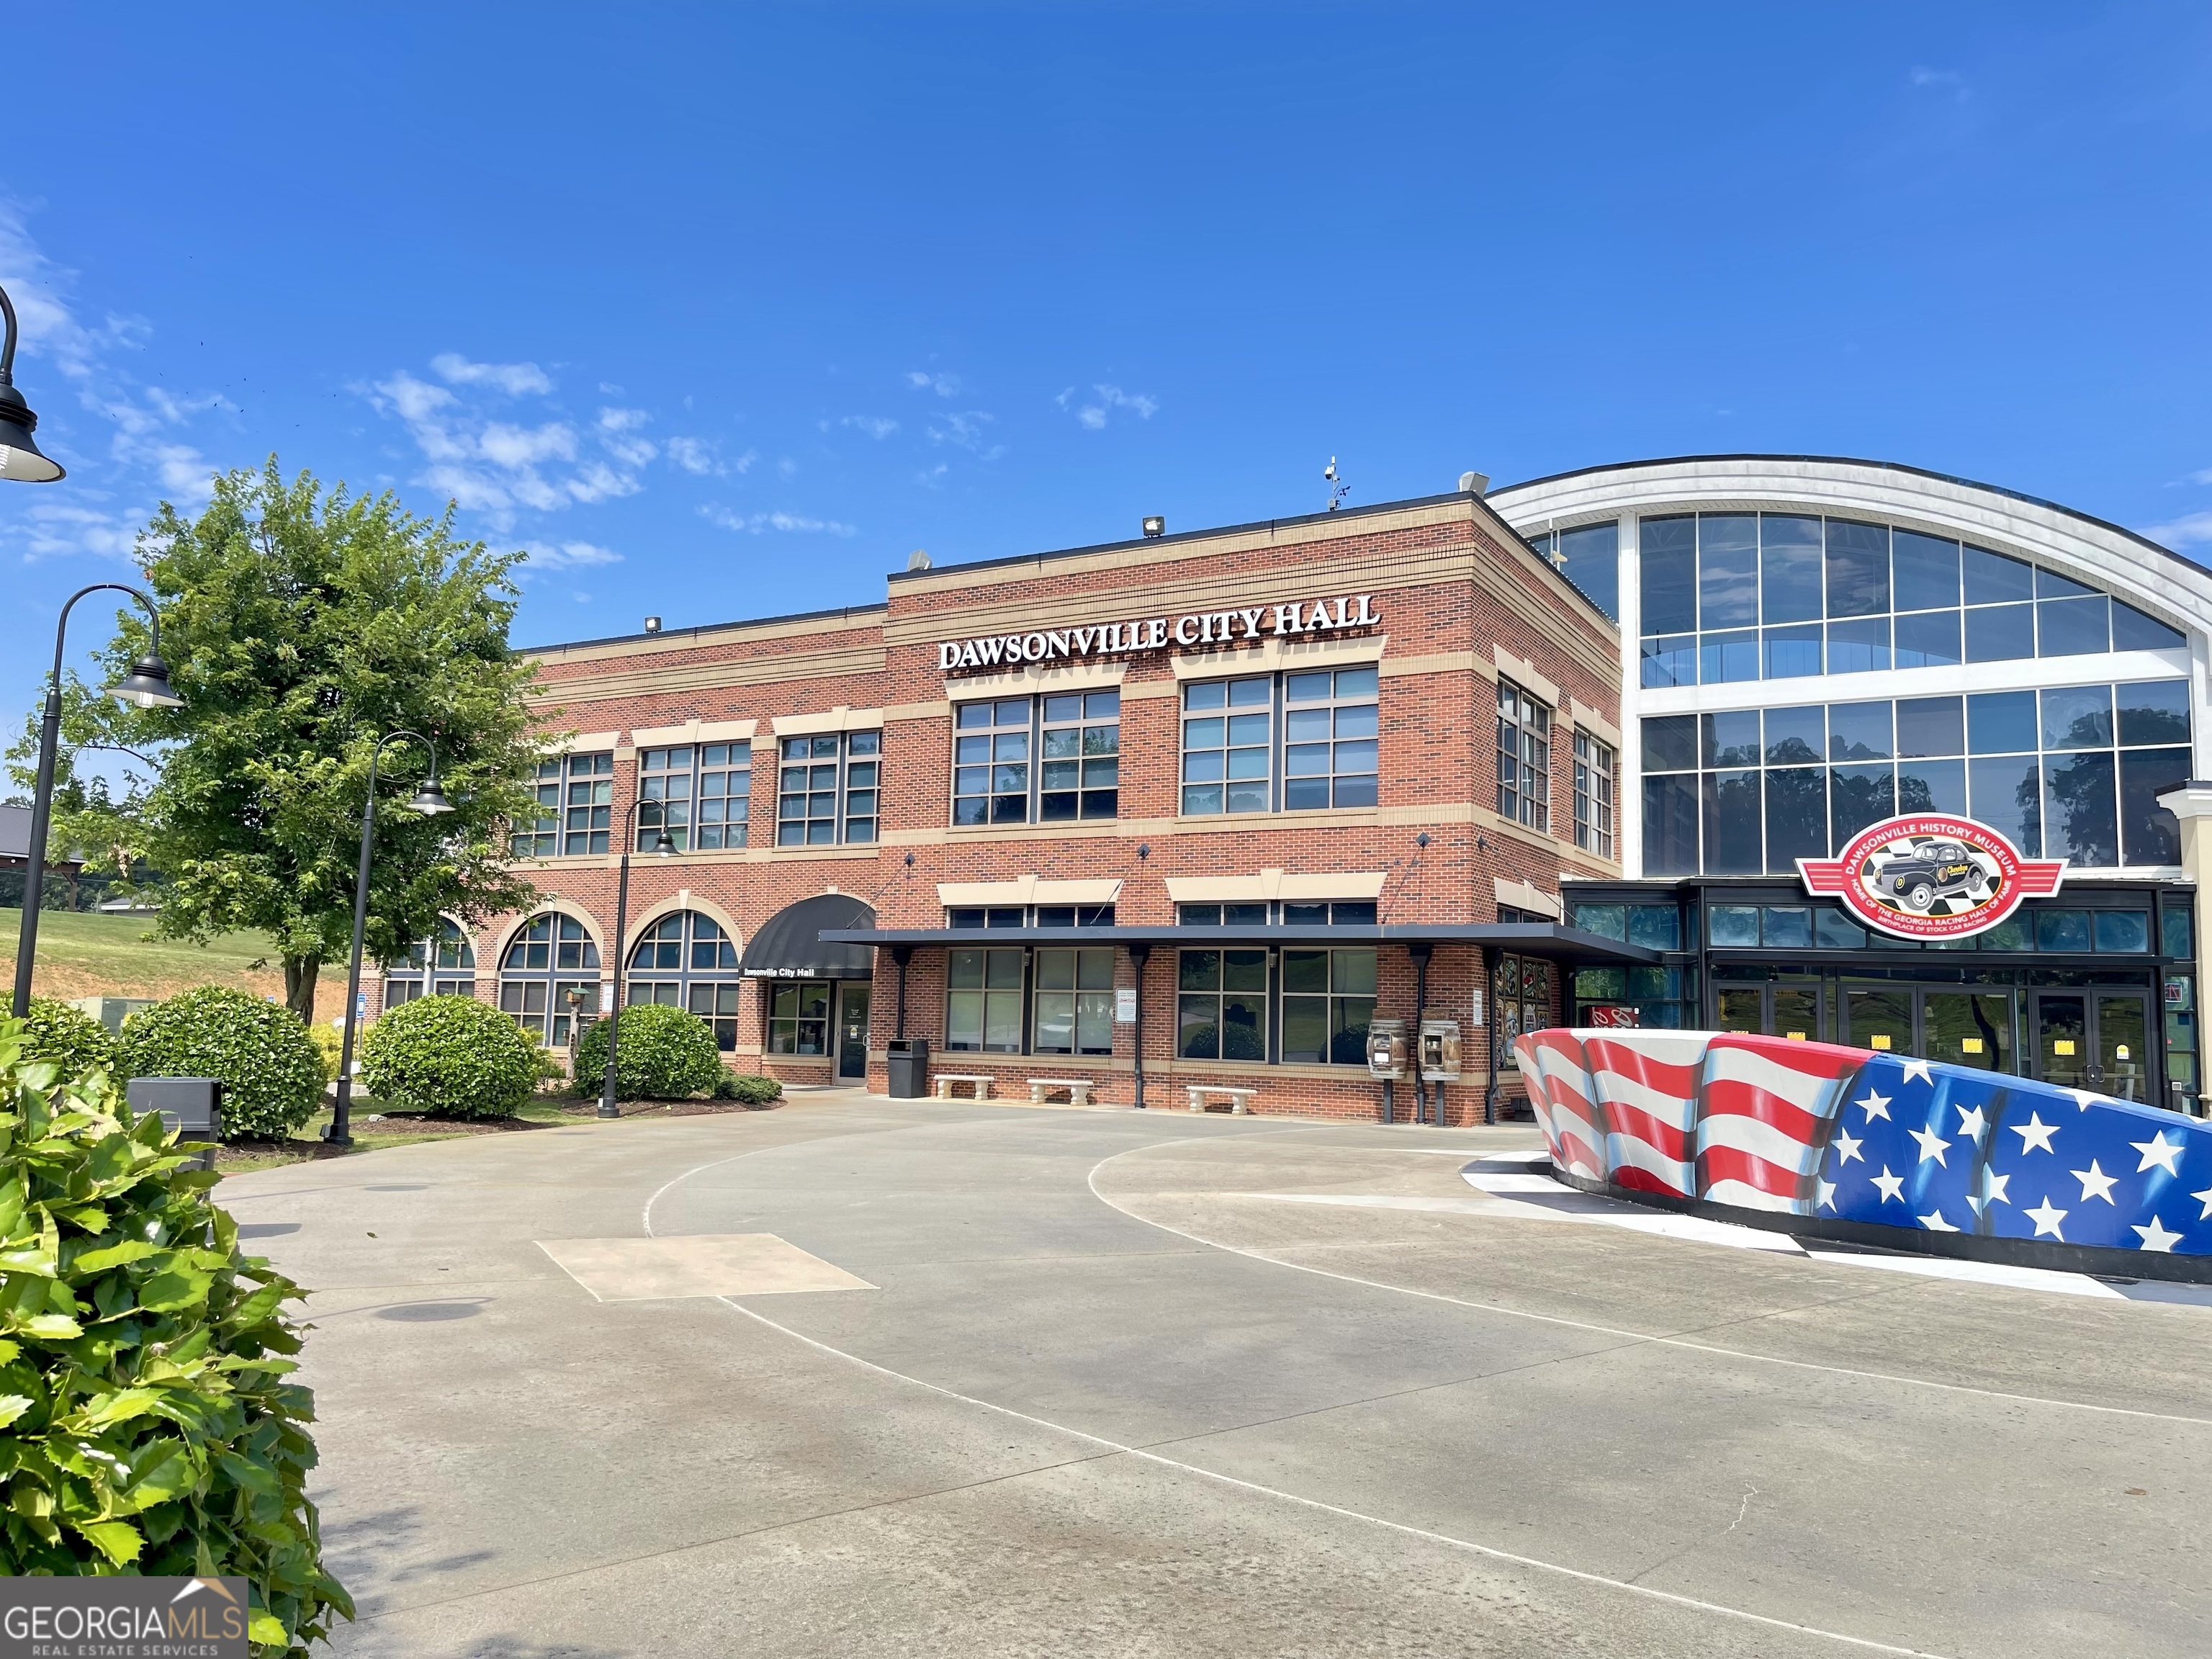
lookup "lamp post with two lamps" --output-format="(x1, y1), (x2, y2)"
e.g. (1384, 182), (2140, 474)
(598, 799), (677, 1120)
(12, 585), (183, 1019)
(326, 732), (454, 1147)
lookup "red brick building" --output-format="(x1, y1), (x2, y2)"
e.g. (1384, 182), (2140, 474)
(377, 485), (1647, 1124)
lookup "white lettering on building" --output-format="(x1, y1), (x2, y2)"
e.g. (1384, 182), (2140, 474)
(937, 595), (1378, 673)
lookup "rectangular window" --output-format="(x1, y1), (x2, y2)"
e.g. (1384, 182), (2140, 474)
(1496, 680), (1552, 830)
(1182, 676), (1276, 814)
(1279, 948), (1377, 1065)
(1282, 666), (1380, 809)
(512, 759), (563, 857)
(1497, 955), (1555, 1064)
(953, 698), (1032, 825)
(1177, 948), (1269, 1060)
(1177, 903), (1272, 926)
(946, 907), (1029, 929)
(639, 743), (755, 851)
(1040, 690), (1121, 821)
(1573, 731), (1615, 858)
(1033, 948), (1114, 1055)
(688, 982), (742, 1051)
(519, 753), (611, 855)
(1033, 904), (1115, 927)
(947, 948), (1024, 1051)
(767, 982), (830, 1055)
(776, 731), (879, 846)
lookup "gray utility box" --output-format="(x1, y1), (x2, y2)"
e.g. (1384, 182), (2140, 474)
(886, 1038), (930, 1100)
(125, 1077), (224, 1171)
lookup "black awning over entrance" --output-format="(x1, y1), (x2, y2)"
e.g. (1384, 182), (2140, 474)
(742, 893), (878, 981)
(817, 921), (1658, 966)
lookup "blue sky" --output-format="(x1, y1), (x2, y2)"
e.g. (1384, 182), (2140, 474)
(6, 4), (2212, 751)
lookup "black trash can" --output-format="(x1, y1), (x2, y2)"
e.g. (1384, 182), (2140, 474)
(127, 1076), (224, 1171)
(887, 1038), (930, 1100)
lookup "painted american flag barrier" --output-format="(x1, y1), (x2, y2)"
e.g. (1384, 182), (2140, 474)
(1514, 1029), (2212, 1280)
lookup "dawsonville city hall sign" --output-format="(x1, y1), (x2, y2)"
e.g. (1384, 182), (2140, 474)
(935, 595), (1381, 672)
(1799, 812), (2067, 940)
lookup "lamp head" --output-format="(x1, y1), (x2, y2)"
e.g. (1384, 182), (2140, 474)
(406, 778), (456, 817)
(0, 381), (62, 485)
(105, 654), (184, 710)
(650, 827), (678, 856)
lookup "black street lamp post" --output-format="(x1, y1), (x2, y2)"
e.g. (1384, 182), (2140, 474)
(600, 799), (675, 1120)
(12, 584), (183, 1019)
(326, 733), (453, 1147)
(0, 282), (65, 484)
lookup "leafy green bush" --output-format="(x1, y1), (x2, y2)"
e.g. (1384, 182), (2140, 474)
(356, 995), (538, 1120)
(575, 1005), (724, 1101)
(727, 1073), (783, 1107)
(0, 1014), (351, 1650)
(117, 989), (325, 1143)
(305, 1022), (346, 1086)
(19, 1000), (121, 1083)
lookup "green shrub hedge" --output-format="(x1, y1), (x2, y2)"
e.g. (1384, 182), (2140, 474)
(356, 995), (539, 1120)
(724, 1073), (783, 1106)
(19, 999), (121, 1082)
(117, 988), (325, 1143)
(0, 1013), (351, 1650)
(575, 1005), (724, 1101)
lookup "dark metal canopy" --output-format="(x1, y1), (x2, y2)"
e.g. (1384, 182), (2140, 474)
(742, 893), (879, 980)
(820, 921), (1657, 965)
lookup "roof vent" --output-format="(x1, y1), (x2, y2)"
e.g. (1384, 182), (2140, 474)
(1142, 516), (1165, 538)
(643, 616), (662, 634)
(1459, 471), (1489, 497)
(907, 549), (933, 571)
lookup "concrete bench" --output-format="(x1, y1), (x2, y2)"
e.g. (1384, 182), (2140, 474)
(932, 1074), (997, 1101)
(1028, 1078), (1098, 1106)
(1186, 1085), (1256, 1115)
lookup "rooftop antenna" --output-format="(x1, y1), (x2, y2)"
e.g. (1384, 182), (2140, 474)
(1545, 516), (1566, 572)
(907, 549), (933, 571)
(1324, 456), (1349, 513)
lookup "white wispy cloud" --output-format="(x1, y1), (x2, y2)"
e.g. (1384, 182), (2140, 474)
(927, 410), (1003, 460)
(1058, 383), (1159, 429)
(841, 415), (899, 439)
(665, 435), (737, 475)
(0, 200), (225, 562)
(520, 539), (626, 572)
(431, 352), (554, 396)
(907, 370), (961, 397)
(364, 361), (652, 527)
(2145, 511), (2212, 549)
(701, 504), (858, 536)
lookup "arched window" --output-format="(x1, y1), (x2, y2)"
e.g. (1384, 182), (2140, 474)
(626, 911), (742, 1051)
(384, 918), (477, 1006)
(499, 913), (601, 1046)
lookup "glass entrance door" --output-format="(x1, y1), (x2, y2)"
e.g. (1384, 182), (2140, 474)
(2097, 993), (2149, 1102)
(1922, 992), (2013, 1073)
(1845, 988), (1913, 1056)
(1714, 984), (1823, 1041)
(2033, 994), (2090, 1089)
(836, 984), (871, 1080)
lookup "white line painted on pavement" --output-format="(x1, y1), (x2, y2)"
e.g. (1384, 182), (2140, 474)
(1084, 1138), (2212, 1429)
(714, 1290), (1959, 1659)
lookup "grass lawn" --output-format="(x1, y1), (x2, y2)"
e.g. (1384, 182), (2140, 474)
(0, 907), (349, 1022)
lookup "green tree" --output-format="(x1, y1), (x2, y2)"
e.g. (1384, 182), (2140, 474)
(13, 460), (544, 1020)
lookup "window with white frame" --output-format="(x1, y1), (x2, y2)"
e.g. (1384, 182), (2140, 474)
(776, 731), (879, 845)
(946, 948), (1025, 1051)
(383, 918), (477, 1005)
(498, 914), (601, 1045)
(624, 911), (743, 1050)
(1174, 902), (1377, 926)
(1032, 948), (1114, 1056)
(562, 754), (615, 853)
(639, 744), (752, 850)
(1573, 730), (1615, 858)
(953, 692), (1120, 825)
(1181, 666), (1379, 817)
(1497, 681), (1552, 831)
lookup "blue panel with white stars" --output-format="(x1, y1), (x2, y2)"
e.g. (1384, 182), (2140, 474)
(1816, 1055), (2212, 1258)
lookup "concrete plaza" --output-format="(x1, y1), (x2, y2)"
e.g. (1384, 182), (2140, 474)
(227, 1097), (2212, 1658)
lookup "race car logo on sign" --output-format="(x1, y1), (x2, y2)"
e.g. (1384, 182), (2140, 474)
(1797, 813), (2067, 940)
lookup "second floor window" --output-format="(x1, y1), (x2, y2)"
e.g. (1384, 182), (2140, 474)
(513, 752), (612, 856)
(777, 732), (879, 845)
(640, 744), (753, 850)
(953, 691), (1120, 824)
(1573, 731), (1616, 858)
(1497, 681), (1552, 831)
(1182, 667), (1380, 816)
